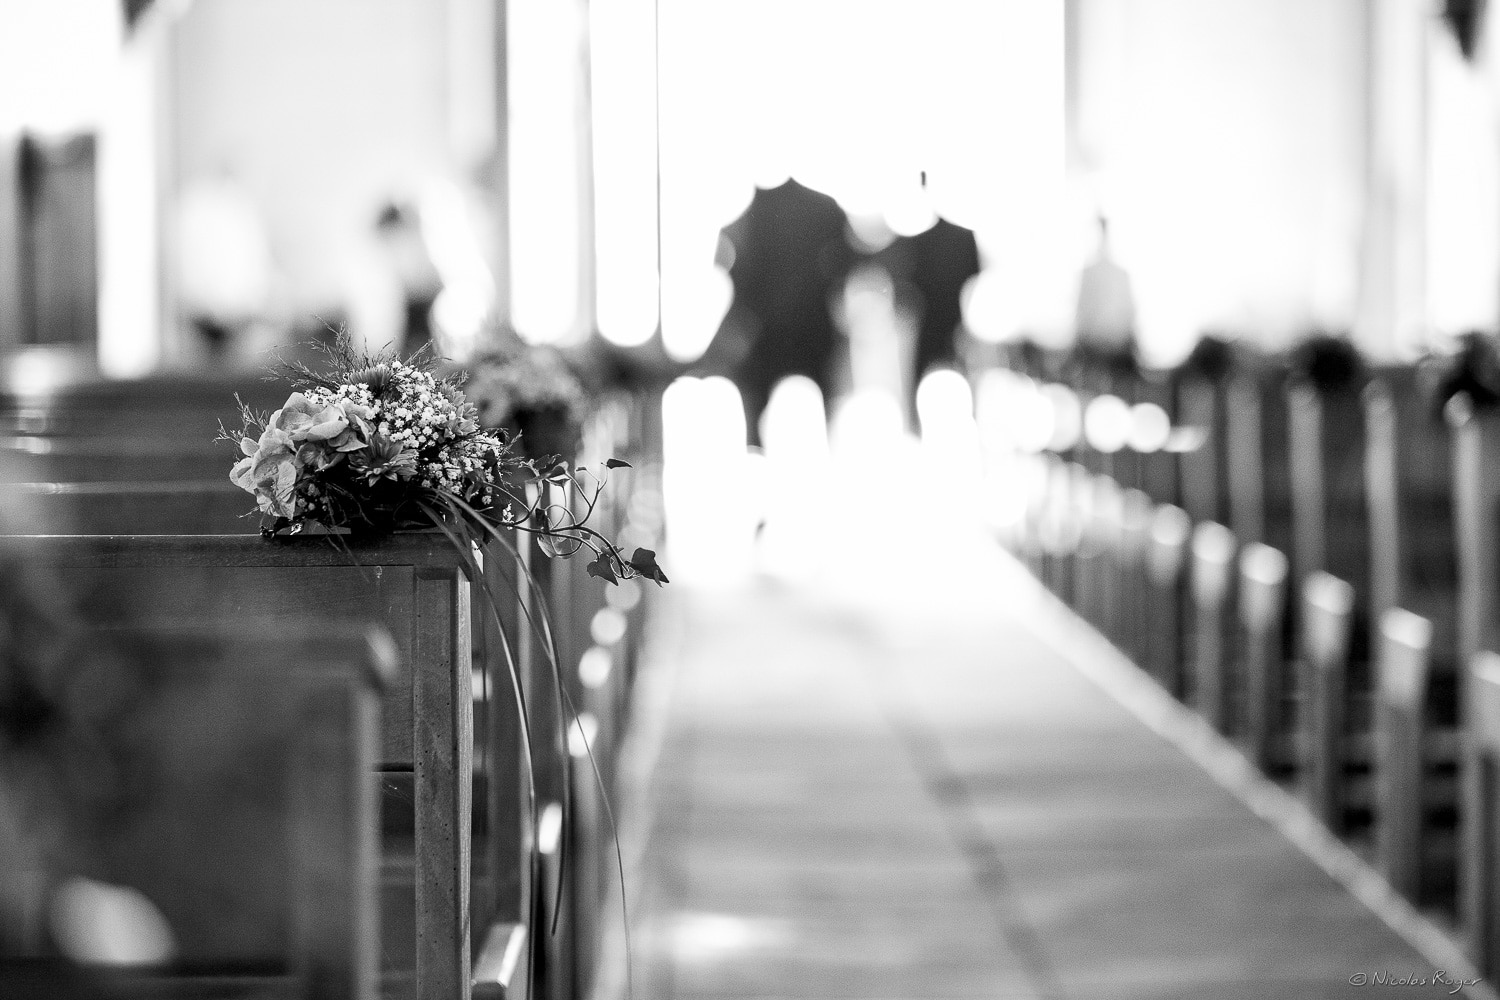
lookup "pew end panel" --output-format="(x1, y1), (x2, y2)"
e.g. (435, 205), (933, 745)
(1239, 543), (1289, 774)
(1117, 488), (1155, 663)
(0, 625), (395, 1000)
(1375, 608), (1456, 906)
(1190, 522), (1237, 732)
(22, 533), (480, 1000)
(1145, 505), (1192, 699)
(1302, 571), (1356, 831)
(1176, 376), (1231, 527)
(1449, 395), (1500, 680)
(1465, 652), (1500, 974)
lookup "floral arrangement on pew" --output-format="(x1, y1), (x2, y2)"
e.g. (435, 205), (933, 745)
(452, 336), (590, 462)
(1286, 331), (1366, 396)
(1418, 330), (1500, 421)
(1173, 332), (1238, 383)
(221, 332), (664, 587)
(220, 332), (661, 962)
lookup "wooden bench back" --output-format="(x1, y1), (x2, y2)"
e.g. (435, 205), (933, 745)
(1177, 376), (1230, 527)
(1145, 504), (1192, 696)
(1449, 397), (1500, 675)
(1365, 369), (1456, 652)
(1302, 570), (1356, 828)
(1239, 542), (1289, 771)
(0, 481), (251, 535)
(0, 371), (286, 440)
(1375, 607), (1433, 900)
(0, 626), (393, 1000)
(1466, 651), (1500, 973)
(1190, 521), (1237, 730)
(1132, 371), (1181, 507)
(1226, 367), (1293, 556)
(0, 438), (230, 484)
(1289, 383), (1370, 597)
(13, 533), (475, 999)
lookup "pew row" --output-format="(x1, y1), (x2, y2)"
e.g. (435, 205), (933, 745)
(16, 534), (478, 1000)
(0, 626), (393, 1000)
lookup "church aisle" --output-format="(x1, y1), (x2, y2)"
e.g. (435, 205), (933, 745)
(614, 535), (1447, 1000)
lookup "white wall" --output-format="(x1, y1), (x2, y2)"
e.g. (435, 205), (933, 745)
(1070, 0), (1367, 364)
(169, 0), (452, 316)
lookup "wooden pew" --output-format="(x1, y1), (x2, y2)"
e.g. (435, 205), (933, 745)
(0, 625), (394, 1000)
(0, 375), (644, 999)
(1083, 408), (1134, 638)
(1288, 379), (1374, 833)
(1037, 385), (1082, 601)
(1302, 572), (1357, 830)
(1116, 488), (1154, 663)
(17, 534), (478, 1000)
(1068, 464), (1099, 621)
(1464, 652), (1500, 976)
(1375, 609), (1459, 906)
(1226, 364), (1294, 556)
(1069, 469), (1100, 626)
(1038, 454), (1073, 599)
(0, 437), (229, 483)
(1190, 522), (1237, 732)
(1364, 370), (1461, 909)
(1288, 380), (1371, 606)
(1145, 504), (1192, 699)
(1449, 396), (1500, 966)
(1239, 543), (1290, 774)
(1450, 396), (1500, 687)
(3, 490), (627, 1000)
(0, 481), (251, 535)
(1177, 374), (1231, 528)
(0, 369), (288, 440)
(1132, 369), (1182, 509)
(1365, 371), (1457, 633)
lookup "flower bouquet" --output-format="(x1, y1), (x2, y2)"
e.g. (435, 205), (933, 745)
(456, 340), (590, 462)
(222, 333), (665, 586)
(222, 333), (662, 963)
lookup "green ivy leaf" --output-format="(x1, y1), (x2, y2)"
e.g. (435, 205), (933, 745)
(627, 547), (669, 585)
(604, 458), (632, 469)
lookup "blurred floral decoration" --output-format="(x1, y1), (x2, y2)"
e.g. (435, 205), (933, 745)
(221, 331), (665, 587)
(1286, 331), (1366, 395)
(1174, 332), (1238, 383)
(457, 331), (591, 463)
(1419, 330), (1500, 420)
(219, 331), (663, 936)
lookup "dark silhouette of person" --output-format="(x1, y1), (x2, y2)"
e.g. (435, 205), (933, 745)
(866, 179), (981, 422)
(702, 177), (855, 446)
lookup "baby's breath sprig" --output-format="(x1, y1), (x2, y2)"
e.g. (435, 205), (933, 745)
(226, 330), (665, 585)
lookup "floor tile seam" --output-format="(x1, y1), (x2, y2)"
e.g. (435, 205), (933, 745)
(861, 641), (1075, 1000)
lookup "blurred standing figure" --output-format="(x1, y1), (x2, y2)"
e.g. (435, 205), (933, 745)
(373, 200), (443, 358)
(1073, 215), (1137, 362)
(705, 178), (854, 446)
(175, 168), (275, 362)
(871, 174), (982, 424)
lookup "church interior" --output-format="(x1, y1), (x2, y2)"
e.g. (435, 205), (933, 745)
(5, 1), (1500, 998)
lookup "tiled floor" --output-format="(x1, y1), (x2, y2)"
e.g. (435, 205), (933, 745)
(615, 533), (1452, 999)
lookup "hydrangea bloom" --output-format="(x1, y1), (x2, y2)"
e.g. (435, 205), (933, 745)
(223, 334), (666, 585)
